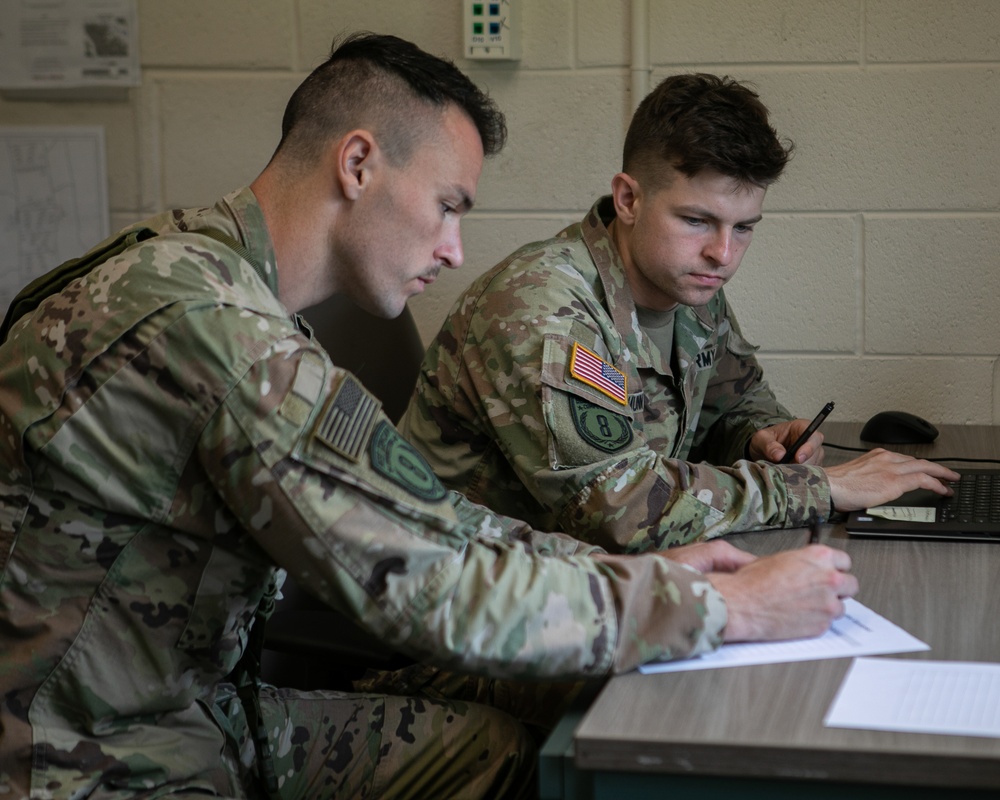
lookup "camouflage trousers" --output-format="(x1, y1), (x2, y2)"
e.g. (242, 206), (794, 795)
(214, 683), (537, 800)
(353, 664), (605, 746)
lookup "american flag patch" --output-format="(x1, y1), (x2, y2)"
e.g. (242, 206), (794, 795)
(314, 376), (381, 462)
(569, 342), (627, 406)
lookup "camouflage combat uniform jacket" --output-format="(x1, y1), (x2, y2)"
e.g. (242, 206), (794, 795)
(0, 188), (728, 798)
(401, 197), (832, 554)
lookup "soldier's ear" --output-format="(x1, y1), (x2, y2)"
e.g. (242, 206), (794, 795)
(336, 130), (378, 201)
(611, 172), (641, 226)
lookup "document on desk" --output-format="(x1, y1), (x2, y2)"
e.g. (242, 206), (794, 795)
(825, 657), (1000, 738)
(638, 599), (928, 675)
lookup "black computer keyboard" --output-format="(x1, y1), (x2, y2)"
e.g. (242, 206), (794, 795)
(940, 471), (1000, 523)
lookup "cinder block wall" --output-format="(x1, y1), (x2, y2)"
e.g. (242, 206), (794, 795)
(2, 1), (998, 425)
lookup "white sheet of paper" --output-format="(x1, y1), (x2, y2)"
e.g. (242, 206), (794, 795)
(825, 657), (1000, 738)
(638, 599), (928, 675)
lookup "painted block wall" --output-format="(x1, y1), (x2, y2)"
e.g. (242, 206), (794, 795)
(1, 0), (997, 426)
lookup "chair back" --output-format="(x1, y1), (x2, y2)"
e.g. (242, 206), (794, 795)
(261, 295), (426, 688)
(301, 294), (425, 423)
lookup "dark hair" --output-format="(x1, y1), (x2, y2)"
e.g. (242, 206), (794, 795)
(275, 32), (506, 165)
(623, 73), (793, 189)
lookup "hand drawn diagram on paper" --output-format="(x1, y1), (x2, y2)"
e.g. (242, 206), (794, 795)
(0, 126), (109, 314)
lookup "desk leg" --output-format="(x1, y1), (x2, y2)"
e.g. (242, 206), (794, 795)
(538, 709), (593, 800)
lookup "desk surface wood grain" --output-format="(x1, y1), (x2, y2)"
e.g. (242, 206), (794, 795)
(574, 423), (1000, 789)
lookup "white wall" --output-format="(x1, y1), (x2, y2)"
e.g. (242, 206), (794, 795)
(2, 0), (998, 425)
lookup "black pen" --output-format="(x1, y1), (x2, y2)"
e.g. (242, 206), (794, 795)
(779, 401), (835, 464)
(808, 522), (822, 544)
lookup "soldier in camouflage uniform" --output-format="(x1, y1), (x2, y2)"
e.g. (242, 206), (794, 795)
(0, 37), (875, 800)
(401, 73), (958, 555)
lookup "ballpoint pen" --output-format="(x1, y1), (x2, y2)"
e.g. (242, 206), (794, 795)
(808, 522), (822, 544)
(780, 401), (835, 464)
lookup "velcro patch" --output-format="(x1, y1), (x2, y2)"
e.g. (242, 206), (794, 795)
(280, 353), (326, 427)
(569, 395), (633, 453)
(369, 421), (447, 502)
(314, 375), (381, 462)
(695, 348), (716, 369)
(569, 342), (627, 406)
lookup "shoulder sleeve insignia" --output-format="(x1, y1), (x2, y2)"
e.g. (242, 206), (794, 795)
(569, 341), (628, 406)
(314, 375), (381, 463)
(569, 395), (633, 453)
(369, 421), (447, 502)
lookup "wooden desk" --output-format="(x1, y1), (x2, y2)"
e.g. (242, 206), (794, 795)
(540, 423), (1000, 798)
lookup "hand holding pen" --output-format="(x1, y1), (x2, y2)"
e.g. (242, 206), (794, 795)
(779, 401), (835, 465)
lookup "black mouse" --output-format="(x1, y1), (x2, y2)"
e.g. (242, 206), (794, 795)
(860, 410), (939, 444)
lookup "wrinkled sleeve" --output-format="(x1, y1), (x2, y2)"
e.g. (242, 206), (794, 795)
(197, 337), (727, 678)
(407, 291), (830, 554)
(448, 489), (609, 558)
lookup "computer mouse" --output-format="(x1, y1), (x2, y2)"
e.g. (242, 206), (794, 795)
(860, 410), (939, 444)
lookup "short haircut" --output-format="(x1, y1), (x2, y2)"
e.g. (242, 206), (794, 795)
(623, 73), (793, 190)
(275, 32), (507, 166)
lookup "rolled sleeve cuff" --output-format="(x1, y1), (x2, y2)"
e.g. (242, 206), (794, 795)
(778, 463), (834, 525)
(591, 553), (728, 674)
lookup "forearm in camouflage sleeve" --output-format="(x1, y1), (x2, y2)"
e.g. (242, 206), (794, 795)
(455, 330), (829, 552)
(590, 551), (727, 672)
(561, 453), (831, 551)
(198, 344), (725, 679)
(448, 489), (608, 558)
